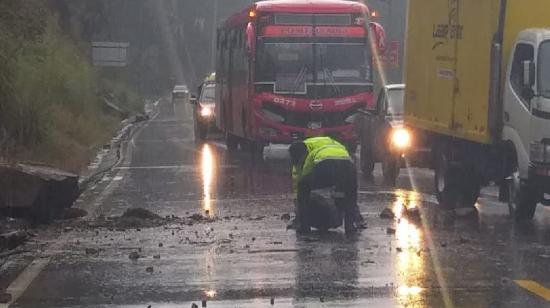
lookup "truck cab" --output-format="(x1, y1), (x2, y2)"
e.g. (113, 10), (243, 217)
(504, 29), (550, 215)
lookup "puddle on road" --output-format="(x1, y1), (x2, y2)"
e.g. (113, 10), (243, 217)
(393, 190), (425, 305)
(200, 144), (216, 217)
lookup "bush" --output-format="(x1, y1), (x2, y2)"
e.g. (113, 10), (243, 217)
(0, 14), (141, 172)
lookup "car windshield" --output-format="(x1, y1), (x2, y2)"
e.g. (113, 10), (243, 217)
(200, 85), (215, 102)
(255, 41), (372, 95)
(386, 88), (405, 115)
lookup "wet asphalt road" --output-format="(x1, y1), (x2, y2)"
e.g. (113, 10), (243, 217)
(6, 99), (550, 307)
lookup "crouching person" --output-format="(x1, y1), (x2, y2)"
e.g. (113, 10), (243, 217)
(289, 136), (361, 235)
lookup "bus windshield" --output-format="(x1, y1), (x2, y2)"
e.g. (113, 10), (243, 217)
(255, 41), (372, 96)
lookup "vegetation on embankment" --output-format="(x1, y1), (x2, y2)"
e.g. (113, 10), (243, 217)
(0, 0), (143, 173)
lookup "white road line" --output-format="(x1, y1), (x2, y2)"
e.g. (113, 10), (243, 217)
(114, 164), (237, 170)
(114, 165), (195, 170)
(0, 257), (51, 308)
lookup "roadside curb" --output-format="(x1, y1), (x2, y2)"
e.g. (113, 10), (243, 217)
(77, 98), (161, 196)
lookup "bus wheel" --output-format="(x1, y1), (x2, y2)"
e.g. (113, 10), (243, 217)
(225, 133), (239, 152)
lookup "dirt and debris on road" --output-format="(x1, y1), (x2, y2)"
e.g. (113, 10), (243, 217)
(86, 208), (219, 230)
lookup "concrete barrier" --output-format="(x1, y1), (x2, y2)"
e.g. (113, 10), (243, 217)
(0, 163), (79, 223)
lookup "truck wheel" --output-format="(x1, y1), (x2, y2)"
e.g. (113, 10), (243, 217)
(360, 142), (375, 176)
(225, 133), (239, 152)
(508, 170), (538, 221)
(434, 151), (460, 209)
(461, 172), (480, 208)
(498, 180), (510, 202)
(382, 157), (399, 186)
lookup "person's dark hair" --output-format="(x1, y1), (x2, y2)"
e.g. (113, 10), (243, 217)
(326, 133), (344, 145)
(289, 142), (308, 166)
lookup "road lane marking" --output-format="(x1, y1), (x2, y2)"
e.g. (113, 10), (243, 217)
(114, 164), (238, 171)
(0, 257), (51, 308)
(515, 280), (550, 302)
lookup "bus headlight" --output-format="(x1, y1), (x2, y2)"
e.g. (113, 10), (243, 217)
(200, 105), (214, 118)
(391, 128), (411, 149)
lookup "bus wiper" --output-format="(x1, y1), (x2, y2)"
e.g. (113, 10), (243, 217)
(290, 66), (308, 94)
(323, 68), (342, 96)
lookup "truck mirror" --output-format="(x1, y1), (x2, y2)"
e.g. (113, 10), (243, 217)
(522, 60), (535, 87)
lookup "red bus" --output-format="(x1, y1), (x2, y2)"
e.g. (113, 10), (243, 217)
(216, 0), (383, 154)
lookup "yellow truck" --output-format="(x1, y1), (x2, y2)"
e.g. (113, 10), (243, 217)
(405, 0), (550, 219)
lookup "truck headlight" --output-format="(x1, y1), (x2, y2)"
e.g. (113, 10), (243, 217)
(530, 142), (545, 163)
(200, 105), (214, 118)
(391, 128), (411, 149)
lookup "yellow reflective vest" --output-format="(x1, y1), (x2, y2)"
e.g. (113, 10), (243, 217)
(292, 137), (351, 194)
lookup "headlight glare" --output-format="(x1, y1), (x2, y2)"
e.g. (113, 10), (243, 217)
(200, 105), (214, 118)
(391, 128), (411, 149)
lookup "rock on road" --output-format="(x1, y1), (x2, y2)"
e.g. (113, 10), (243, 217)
(4, 99), (550, 308)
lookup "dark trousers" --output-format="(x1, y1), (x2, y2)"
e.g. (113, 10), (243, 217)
(297, 159), (358, 231)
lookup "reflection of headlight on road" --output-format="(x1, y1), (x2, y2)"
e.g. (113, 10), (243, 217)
(200, 106), (214, 118)
(392, 128), (411, 149)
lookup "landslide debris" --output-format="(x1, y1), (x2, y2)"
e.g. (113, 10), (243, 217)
(89, 208), (217, 229)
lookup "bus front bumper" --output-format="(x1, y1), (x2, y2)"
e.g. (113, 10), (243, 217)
(253, 116), (357, 145)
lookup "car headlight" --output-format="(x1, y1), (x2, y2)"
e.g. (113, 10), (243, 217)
(260, 108), (284, 123)
(200, 105), (214, 118)
(530, 142), (550, 163)
(391, 128), (411, 149)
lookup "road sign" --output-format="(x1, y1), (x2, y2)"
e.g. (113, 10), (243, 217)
(92, 42), (129, 67)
